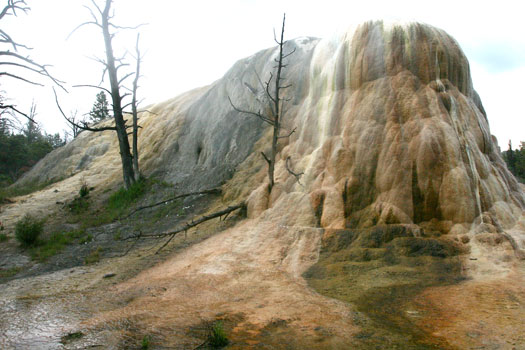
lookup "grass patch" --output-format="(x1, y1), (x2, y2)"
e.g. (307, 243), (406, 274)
(68, 195), (90, 215)
(0, 233), (8, 242)
(209, 321), (229, 348)
(141, 335), (151, 350)
(29, 229), (87, 262)
(84, 246), (102, 264)
(151, 199), (184, 222)
(60, 331), (84, 344)
(0, 178), (62, 203)
(74, 178), (149, 228)
(113, 230), (121, 241)
(0, 266), (22, 278)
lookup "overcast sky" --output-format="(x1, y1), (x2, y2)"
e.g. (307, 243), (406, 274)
(2, 0), (525, 148)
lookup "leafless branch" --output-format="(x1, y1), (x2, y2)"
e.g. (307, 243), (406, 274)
(282, 47), (296, 59)
(261, 151), (271, 165)
(0, 103), (32, 122)
(118, 72), (133, 86)
(121, 188), (221, 219)
(0, 1), (29, 21)
(109, 23), (147, 31)
(228, 96), (274, 125)
(151, 202), (244, 253)
(54, 88), (117, 132)
(0, 51), (66, 90)
(277, 127), (296, 139)
(0, 72), (43, 86)
(285, 156), (304, 185)
(72, 84), (112, 95)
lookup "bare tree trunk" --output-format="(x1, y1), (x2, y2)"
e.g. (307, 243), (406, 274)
(269, 14), (287, 189)
(228, 14), (296, 192)
(101, 0), (135, 189)
(131, 34), (141, 181)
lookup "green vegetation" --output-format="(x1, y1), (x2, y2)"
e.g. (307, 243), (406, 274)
(0, 233), (8, 242)
(113, 230), (121, 241)
(60, 331), (84, 344)
(108, 178), (147, 212)
(15, 214), (45, 247)
(88, 91), (110, 124)
(304, 225), (465, 349)
(29, 229), (86, 262)
(152, 199), (184, 221)
(502, 142), (525, 182)
(84, 246), (102, 264)
(141, 335), (151, 350)
(79, 233), (93, 244)
(0, 177), (62, 204)
(79, 183), (90, 198)
(68, 195), (91, 215)
(0, 118), (64, 188)
(209, 321), (229, 348)
(0, 266), (22, 278)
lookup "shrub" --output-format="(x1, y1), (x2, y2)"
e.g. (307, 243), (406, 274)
(68, 196), (90, 214)
(141, 335), (151, 350)
(79, 184), (90, 198)
(84, 246), (102, 264)
(0, 233), (8, 242)
(15, 214), (44, 246)
(209, 321), (228, 348)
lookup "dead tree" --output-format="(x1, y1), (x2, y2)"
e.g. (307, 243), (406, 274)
(61, 0), (144, 189)
(130, 33), (142, 181)
(0, 0), (65, 121)
(228, 14), (296, 190)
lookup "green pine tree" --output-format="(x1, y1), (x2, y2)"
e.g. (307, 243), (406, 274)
(89, 91), (110, 123)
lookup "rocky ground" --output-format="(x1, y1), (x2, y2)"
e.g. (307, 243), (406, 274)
(1, 178), (524, 350)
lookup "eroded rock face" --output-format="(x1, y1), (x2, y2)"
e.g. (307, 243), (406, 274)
(19, 21), (524, 238)
(277, 21), (524, 236)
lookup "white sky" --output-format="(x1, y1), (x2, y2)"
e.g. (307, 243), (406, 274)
(2, 0), (525, 148)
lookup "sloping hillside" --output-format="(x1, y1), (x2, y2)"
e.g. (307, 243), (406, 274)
(1, 21), (524, 349)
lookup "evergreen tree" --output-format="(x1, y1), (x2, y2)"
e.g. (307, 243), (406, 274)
(89, 91), (110, 123)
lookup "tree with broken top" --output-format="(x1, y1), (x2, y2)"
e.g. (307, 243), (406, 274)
(228, 13), (300, 190)
(56, 0), (144, 189)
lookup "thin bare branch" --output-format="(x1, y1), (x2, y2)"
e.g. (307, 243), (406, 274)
(109, 23), (147, 31)
(282, 47), (296, 59)
(285, 156), (304, 185)
(118, 72), (133, 86)
(261, 151), (271, 165)
(0, 29), (30, 50)
(67, 21), (100, 40)
(277, 127), (296, 139)
(0, 104), (32, 122)
(228, 96), (274, 125)
(73, 84), (112, 95)
(0, 72), (43, 86)
(54, 88), (116, 132)
(120, 92), (131, 100)
(265, 72), (276, 103)
(153, 202), (245, 253)
(0, 1), (29, 21)
(121, 188), (221, 220)
(0, 51), (66, 90)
